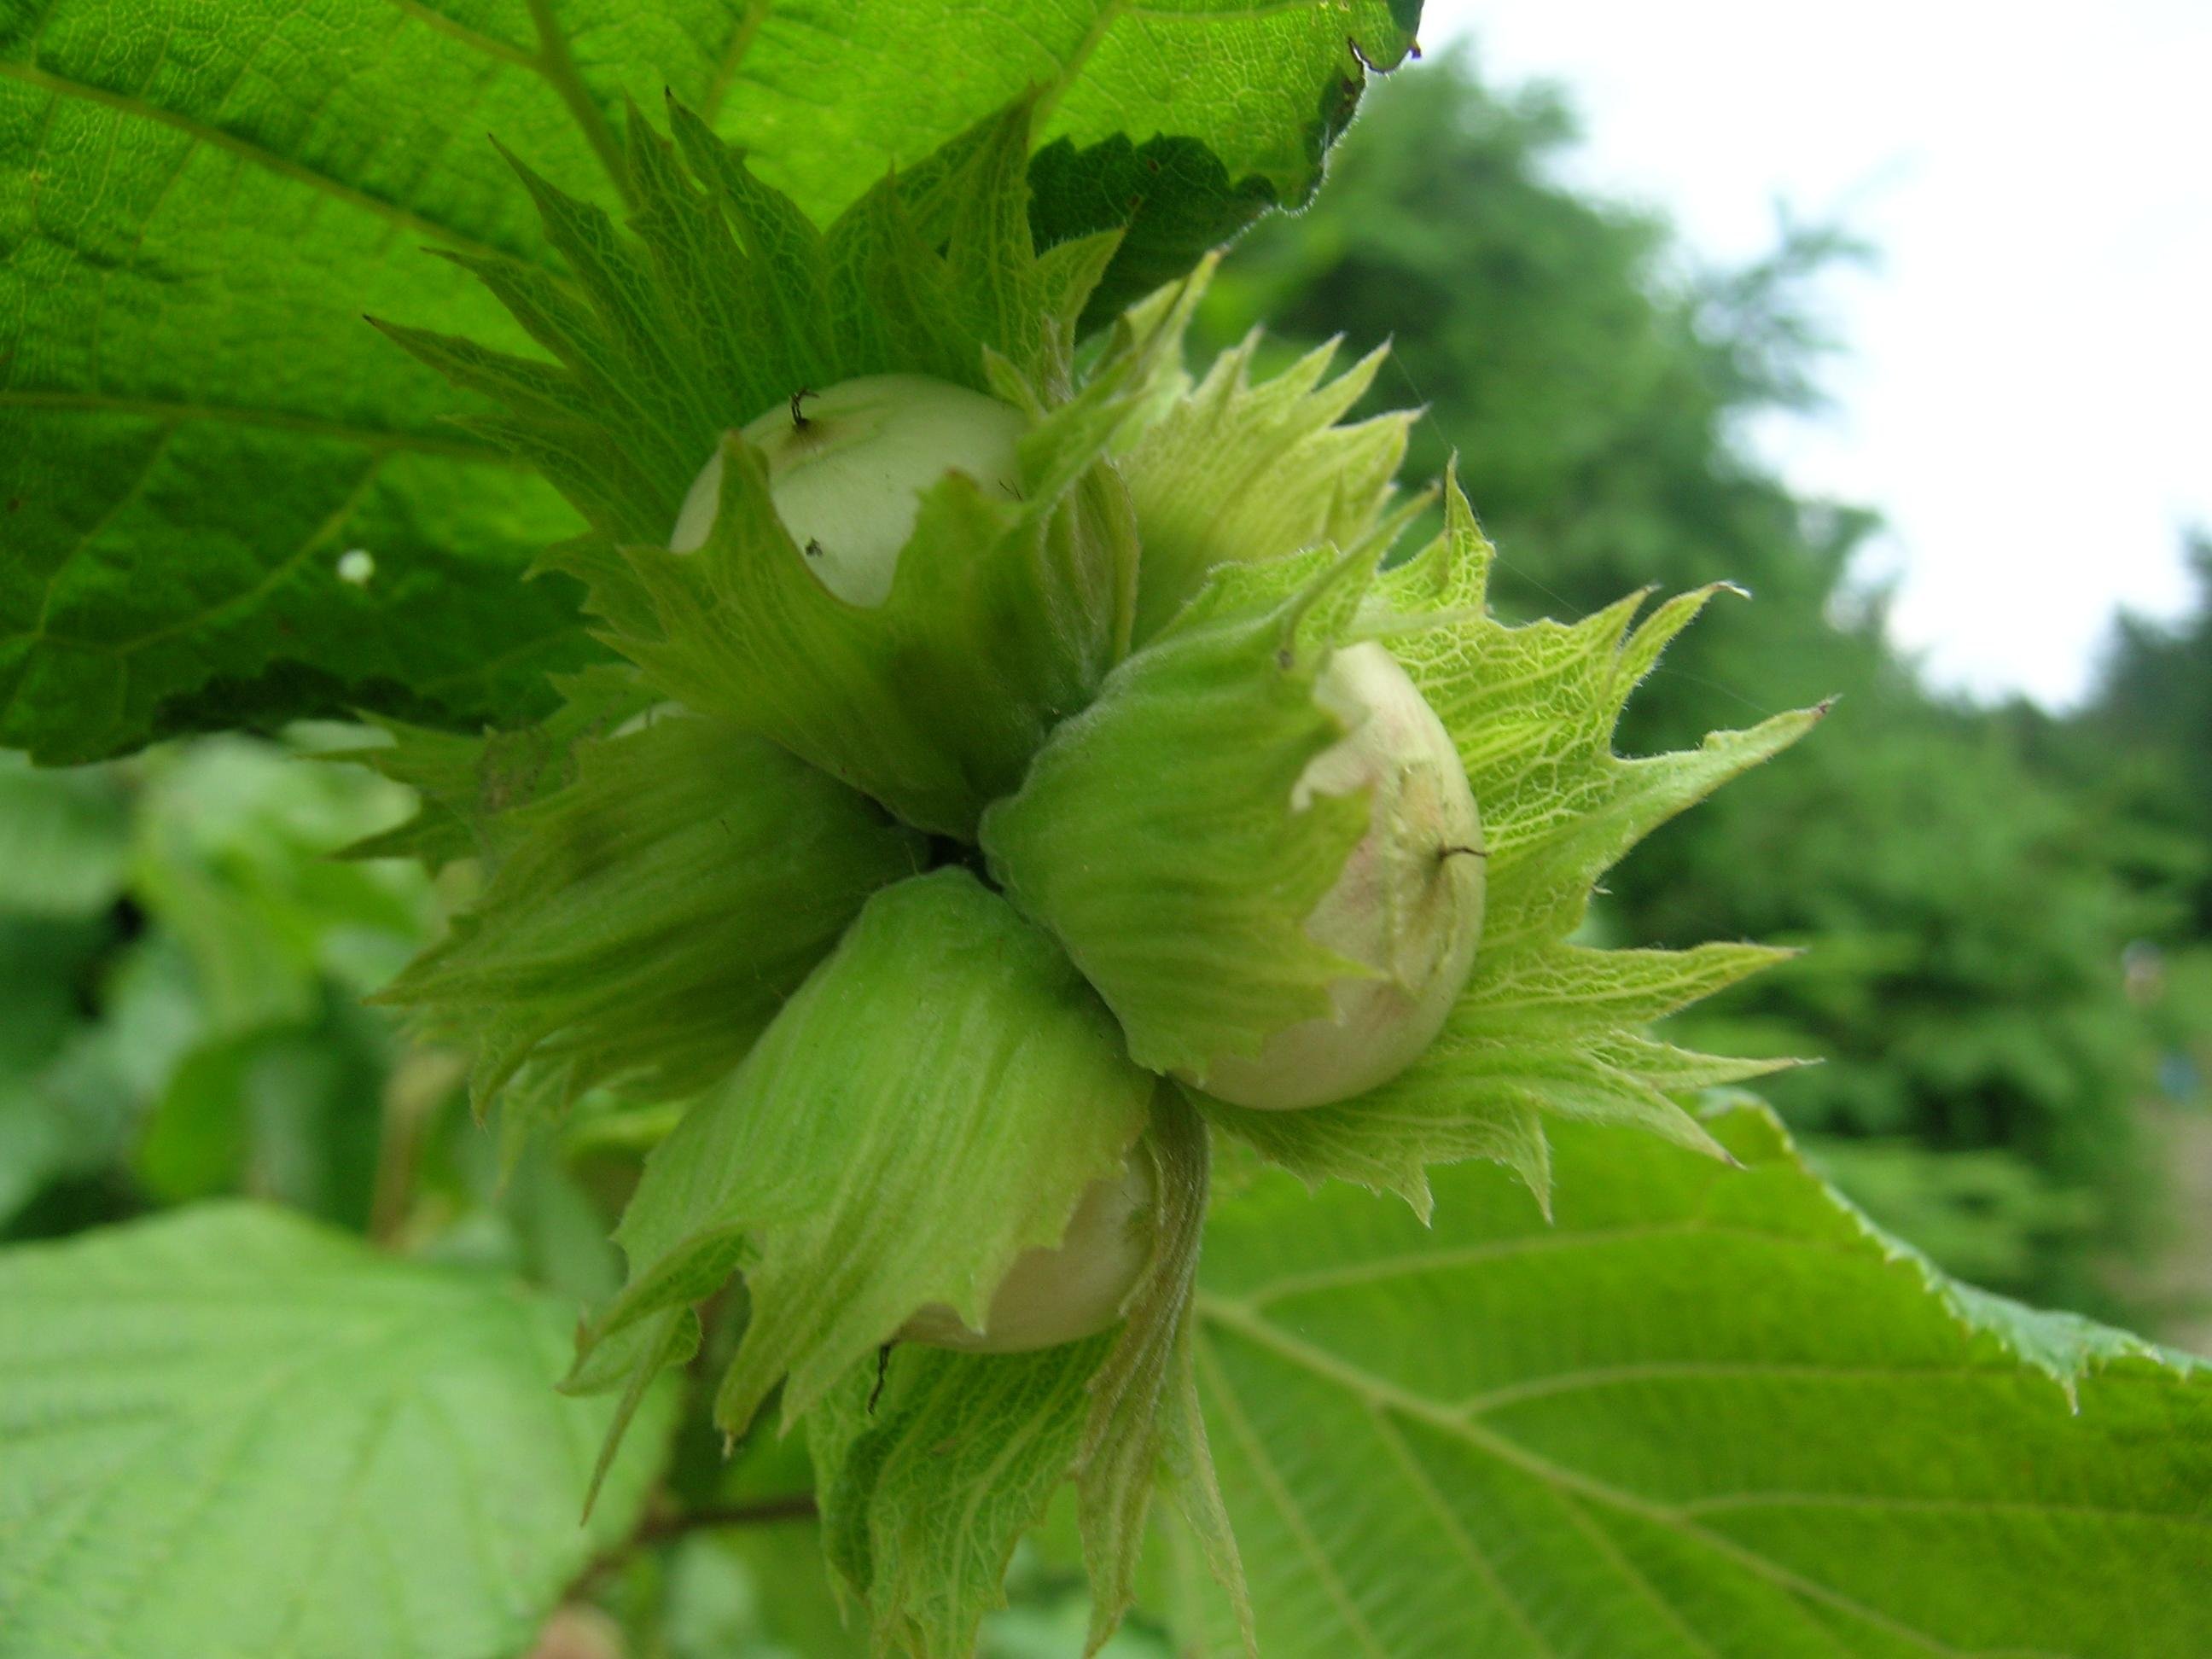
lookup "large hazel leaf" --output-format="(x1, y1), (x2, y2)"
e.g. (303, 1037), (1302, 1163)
(0, 0), (1421, 763)
(0, 1202), (677, 1659)
(1176, 1100), (2212, 1658)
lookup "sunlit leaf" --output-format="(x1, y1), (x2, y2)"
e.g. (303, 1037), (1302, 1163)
(0, 1202), (678, 1659)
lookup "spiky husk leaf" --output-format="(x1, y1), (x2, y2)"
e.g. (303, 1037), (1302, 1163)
(1074, 1088), (1252, 1656)
(575, 870), (1155, 1457)
(1111, 273), (1417, 641)
(812, 1335), (1113, 1657)
(568, 364), (1148, 836)
(377, 96), (1165, 839)
(344, 665), (652, 869)
(1192, 474), (1822, 1214)
(981, 550), (1385, 1082)
(376, 708), (925, 1122)
(352, 105), (1828, 1650)
(807, 1087), (1251, 1659)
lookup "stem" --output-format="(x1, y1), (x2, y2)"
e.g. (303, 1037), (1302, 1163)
(368, 1046), (468, 1246)
(566, 1493), (818, 1599)
(636, 1494), (818, 1543)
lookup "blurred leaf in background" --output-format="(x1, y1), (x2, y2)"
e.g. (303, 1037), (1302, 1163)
(0, 735), (433, 1243)
(0, 1203), (674, 1659)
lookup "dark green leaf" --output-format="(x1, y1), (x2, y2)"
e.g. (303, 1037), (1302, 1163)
(2, 0), (1420, 761)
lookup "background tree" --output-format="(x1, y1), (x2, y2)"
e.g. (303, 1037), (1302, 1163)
(1196, 46), (2192, 1314)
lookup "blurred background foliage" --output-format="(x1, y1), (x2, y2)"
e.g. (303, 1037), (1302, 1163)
(2, 42), (2207, 1655)
(1188, 45), (2212, 1330)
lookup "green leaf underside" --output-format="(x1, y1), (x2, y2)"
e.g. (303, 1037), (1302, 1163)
(379, 706), (926, 1119)
(981, 550), (1379, 1080)
(582, 868), (1155, 1449)
(1186, 480), (1821, 1211)
(1182, 1101), (2212, 1659)
(809, 1086), (1249, 1659)
(0, 1202), (676, 1659)
(2, 0), (1418, 763)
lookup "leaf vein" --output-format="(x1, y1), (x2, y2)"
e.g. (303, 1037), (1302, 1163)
(28, 417), (177, 640)
(1201, 1296), (1971, 1656)
(1461, 1359), (2037, 1418)
(1366, 1400), (1558, 1657)
(1679, 1491), (2212, 1529)
(700, 0), (771, 124)
(522, 0), (632, 208)
(1549, 1487), (1726, 1659)
(382, 0), (536, 67)
(1033, 1), (1129, 129)
(1227, 1221), (1834, 1309)
(0, 389), (518, 460)
(0, 60), (519, 263)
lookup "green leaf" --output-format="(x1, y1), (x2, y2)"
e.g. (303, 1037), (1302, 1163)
(0, 933), (205, 1225)
(671, 1529), (864, 1659)
(380, 707), (925, 1119)
(3, 0), (1420, 763)
(0, 1202), (678, 1659)
(130, 736), (437, 1023)
(1191, 478), (1820, 1209)
(1181, 1100), (2212, 1658)
(584, 868), (1156, 1445)
(1029, 135), (1278, 335)
(0, 913), (105, 1077)
(133, 1003), (387, 1227)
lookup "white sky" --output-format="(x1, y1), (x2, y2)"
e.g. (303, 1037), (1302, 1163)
(1422, 1), (2212, 707)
